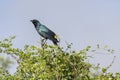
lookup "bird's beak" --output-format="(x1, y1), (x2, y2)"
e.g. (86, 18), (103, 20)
(30, 20), (33, 22)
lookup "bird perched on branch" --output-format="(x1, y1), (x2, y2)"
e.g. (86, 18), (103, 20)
(30, 19), (59, 45)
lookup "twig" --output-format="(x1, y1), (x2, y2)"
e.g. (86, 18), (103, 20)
(10, 54), (20, 63)
(106, 56), (116, 70)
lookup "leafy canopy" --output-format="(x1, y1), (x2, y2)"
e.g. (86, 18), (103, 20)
(0, 36), (119, 80)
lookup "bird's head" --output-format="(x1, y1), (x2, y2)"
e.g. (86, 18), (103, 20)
(30, 19), (40, 27)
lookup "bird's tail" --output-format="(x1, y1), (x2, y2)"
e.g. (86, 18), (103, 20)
(52, 40), (59, 45)
(52, 40), (64, 52)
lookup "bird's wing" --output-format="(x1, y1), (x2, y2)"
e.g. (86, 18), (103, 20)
(40, 25), (56, 37)
(38, 25), (59, 44)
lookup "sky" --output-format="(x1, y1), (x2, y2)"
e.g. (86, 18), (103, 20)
(0, 0), (120, 74)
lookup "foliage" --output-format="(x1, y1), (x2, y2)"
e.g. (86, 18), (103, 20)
(0, 36), (120, 80)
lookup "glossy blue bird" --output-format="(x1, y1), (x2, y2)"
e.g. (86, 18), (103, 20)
(31, 19), (59, 45)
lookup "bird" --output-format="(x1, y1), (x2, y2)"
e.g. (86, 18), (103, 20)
(30, 19), (59, 45)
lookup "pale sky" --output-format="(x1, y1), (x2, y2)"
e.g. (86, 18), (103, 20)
(0, 0), (120, 74)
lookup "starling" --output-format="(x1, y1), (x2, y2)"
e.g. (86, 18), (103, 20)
(31, 19), (59, 45)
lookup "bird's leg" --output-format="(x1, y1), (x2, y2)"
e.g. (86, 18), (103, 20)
(43, 39), (47, 44)
(41, 38), (47, 47)
(40, 38), (44, 47)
